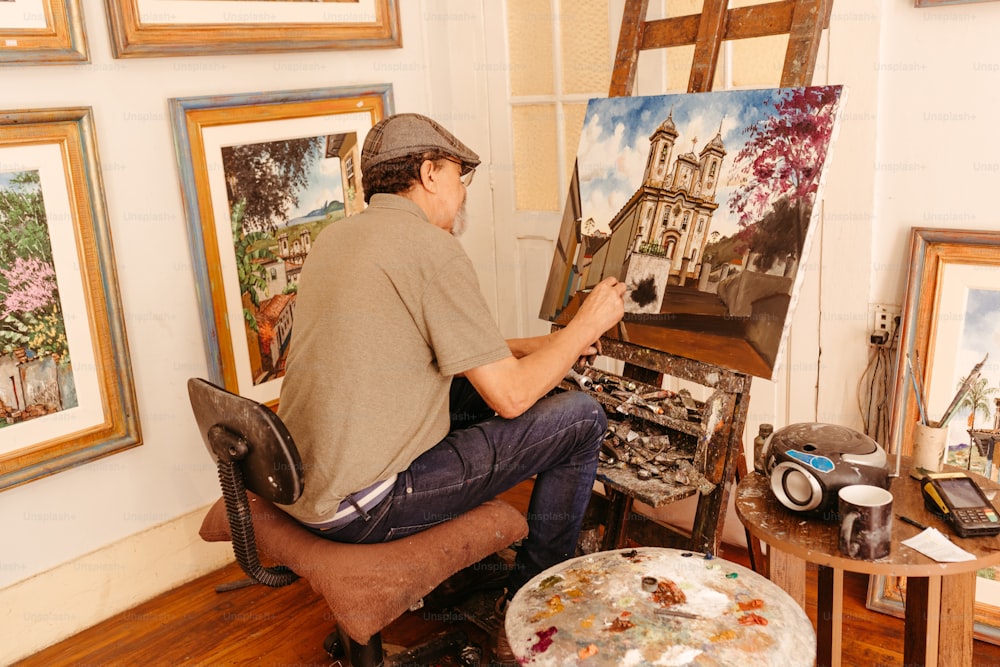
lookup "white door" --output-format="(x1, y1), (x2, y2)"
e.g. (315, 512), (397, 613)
(482, 0), (623, 340)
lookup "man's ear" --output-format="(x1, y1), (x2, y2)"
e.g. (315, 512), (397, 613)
(418, 158), (440, 194)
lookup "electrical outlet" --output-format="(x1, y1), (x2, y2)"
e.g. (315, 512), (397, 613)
(869, 303), (900, 346)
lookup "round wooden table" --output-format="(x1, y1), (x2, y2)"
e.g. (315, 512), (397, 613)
(735, 457), (1000, 667)
(504, 546), (815, 666)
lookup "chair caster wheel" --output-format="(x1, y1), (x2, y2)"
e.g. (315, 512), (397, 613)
(458, 643), (482, 666)
(323, 631), (344, 658)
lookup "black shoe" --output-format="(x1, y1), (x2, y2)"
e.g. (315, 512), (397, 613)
(424, 553), (510, 610)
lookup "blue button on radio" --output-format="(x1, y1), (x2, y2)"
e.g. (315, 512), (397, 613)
(784, 449), (835, 473)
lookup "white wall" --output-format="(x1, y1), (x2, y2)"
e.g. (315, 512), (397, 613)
(873, 0), (1000, 302)
(4, 0), (1000, 662)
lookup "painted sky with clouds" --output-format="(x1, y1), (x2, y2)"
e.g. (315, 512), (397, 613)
(0, 170), (37, 190)
(954, 287), (1000, 423)
(576, 89), (798, 239)
(287, 143), (344, 222)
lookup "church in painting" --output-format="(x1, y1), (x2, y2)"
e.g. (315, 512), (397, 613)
(585, 112), (726, 303)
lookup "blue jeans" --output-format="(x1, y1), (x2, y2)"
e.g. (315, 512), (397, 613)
(314, 379), (605, 593)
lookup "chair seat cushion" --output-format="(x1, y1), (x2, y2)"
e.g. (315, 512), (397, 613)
(199, 493), (528, 644)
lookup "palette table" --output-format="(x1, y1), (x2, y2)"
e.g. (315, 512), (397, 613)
(504, 546), (814, 666)
(734, 460), (1000, 667)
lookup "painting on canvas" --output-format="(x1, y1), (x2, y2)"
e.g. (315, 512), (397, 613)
(221, 131), (363, 387)
(0, 170), (78, 427)
(538, 86), (844, 380)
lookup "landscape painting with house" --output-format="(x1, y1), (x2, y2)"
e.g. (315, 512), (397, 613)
(0, 170), (78, 427)
(539, 86), (844, 380)
(222, 131), (363, 386)
(941, 287), (1000, 478)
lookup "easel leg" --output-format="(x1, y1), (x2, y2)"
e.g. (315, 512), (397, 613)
(601, 488), (634, 551)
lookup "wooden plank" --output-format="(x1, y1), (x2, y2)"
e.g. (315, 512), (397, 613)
(694, 388), (739, 484)
(903, 576), (937, 666)
(781, 0), (833, 87)
(600, 488), (634, 550)
(609, 0), (650, 97)
(640, 13), (701, 49)
(595, 337), (749, 391)
(938, 570), (977, 667)
(638, 1), (828, 50)
(688, 0), (729, 93)
(816, 566), (845, 667)
(690, 379), (751, 553)
(736, 455), (767, 575)
(769, 548), (807, 608)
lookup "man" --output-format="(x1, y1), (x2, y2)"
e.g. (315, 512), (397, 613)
(277, 113), (625, 660)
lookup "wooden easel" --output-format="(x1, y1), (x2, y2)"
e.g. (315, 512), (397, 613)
(591, 0), (832, 559)
(611, 0), (832, 96)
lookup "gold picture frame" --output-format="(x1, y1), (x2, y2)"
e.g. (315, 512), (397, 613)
(169, 84), (393, 405)
(0, 0), (88, 64)
(915, 0), (998, 6)
(105, 0), (400, 58)
(871, 226), (1000, 643)
(868, 572), (1000, 645)
(0, 107), (140, 491)
(886, 227), (1000, 462)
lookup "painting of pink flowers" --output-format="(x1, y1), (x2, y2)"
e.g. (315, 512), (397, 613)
(0, 170), (77, 428)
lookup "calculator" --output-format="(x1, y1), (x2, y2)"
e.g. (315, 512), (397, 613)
(921, 471), (1000, 538)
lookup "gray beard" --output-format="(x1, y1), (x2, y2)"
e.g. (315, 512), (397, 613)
(452, 201), (468, 237)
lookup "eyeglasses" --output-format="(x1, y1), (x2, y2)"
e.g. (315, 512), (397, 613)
(441, 156), (475, 187)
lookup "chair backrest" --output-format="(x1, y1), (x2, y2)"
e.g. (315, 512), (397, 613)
(188, 377), (303, 587)
(187, 377), (303, 505)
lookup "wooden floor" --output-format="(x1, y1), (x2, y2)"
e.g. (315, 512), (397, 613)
(14, 482), (1000, 667)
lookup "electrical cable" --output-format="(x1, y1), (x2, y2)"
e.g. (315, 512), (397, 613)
(857, 316), (901, 446)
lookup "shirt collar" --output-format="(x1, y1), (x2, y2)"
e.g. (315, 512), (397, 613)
(368, 193), (429, 224)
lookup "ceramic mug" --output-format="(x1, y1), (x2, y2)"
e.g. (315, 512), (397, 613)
(838, 484), (893, 560)
(911, 422), (948, 475)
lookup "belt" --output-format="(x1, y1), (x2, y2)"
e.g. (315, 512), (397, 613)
(301, 474), (397, 531)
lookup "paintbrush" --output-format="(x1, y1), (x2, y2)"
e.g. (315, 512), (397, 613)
(936, 353), (989, 427)
(906, 353), (928, 426)
(654, 607), (701, 620)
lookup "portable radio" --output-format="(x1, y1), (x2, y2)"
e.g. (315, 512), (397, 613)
(765, 422), (890, 517)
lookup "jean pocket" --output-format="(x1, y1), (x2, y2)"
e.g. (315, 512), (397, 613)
(385, 519), (440, 541)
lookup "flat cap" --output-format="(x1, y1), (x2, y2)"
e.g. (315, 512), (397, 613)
(361, 113), (481, 173)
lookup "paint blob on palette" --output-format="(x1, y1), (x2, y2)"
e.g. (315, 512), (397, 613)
(505, 547), (814, 666)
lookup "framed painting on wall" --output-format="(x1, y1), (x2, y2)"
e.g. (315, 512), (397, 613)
(169, 84), (393, 406)
(886, 228), (1000, 472)
(0, 0), (88, 64)
(0, 107), (140, 491)
(871, 227), (1000, 642)
(106, 0), (400, 58)
(537, 86), (845, 380)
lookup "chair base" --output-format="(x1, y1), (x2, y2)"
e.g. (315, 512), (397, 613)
(324, 626), (481, 667)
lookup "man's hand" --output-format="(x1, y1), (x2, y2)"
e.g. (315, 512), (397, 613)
(573, 276), (626, 345)
(577, 337), (601, 368)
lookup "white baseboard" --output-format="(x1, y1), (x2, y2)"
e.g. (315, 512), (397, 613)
(0, 504), (233, 665)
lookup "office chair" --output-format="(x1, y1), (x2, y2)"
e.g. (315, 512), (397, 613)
(188, 378), (528, 666)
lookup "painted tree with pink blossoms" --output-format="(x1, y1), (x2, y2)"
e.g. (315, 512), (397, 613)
(0, 171), (67, 361)
(727, 86), (841, 271)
